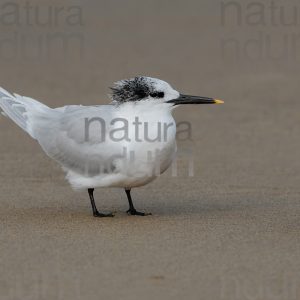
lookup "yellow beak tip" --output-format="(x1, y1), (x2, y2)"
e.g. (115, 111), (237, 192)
(214, 99), (224, 104)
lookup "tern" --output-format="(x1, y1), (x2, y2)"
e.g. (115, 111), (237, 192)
(0, 76), (223, 217)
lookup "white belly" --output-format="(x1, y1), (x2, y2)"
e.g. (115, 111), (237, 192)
(66, 102), (177, 190)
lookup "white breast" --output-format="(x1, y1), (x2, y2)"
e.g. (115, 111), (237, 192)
(113, 101), (177, 188)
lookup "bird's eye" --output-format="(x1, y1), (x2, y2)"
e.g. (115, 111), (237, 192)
(136, 89), (147, 98)
(150, 92), (165, 98)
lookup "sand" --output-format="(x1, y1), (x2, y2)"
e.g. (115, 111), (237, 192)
(0, 1), (300, 299)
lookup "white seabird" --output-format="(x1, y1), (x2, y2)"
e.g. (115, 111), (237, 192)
(0, 76), (223, 217)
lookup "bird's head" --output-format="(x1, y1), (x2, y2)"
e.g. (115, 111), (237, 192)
(110, 76), (224, 107)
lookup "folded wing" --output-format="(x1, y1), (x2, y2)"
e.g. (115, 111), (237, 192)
(0, 87), (123, 177)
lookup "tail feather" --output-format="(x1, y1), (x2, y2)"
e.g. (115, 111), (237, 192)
(0, 87), (51, 139)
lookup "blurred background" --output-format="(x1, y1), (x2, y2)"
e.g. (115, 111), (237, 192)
(0, 0), (299, 299)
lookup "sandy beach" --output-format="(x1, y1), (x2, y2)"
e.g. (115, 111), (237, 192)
(0, 1), (300, 299)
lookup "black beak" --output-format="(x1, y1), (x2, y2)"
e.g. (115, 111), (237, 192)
(167, 94), (224, 105)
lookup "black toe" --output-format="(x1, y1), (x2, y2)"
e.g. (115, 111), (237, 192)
(126, 209), (152, 216)
(93, 212), (115, 218)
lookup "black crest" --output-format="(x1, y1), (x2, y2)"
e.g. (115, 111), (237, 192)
(110, 76), (155, 103)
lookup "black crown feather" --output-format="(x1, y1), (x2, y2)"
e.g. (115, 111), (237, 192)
(110, 76), (155, 103)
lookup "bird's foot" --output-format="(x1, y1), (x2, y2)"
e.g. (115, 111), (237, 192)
(126, 209), (152, 216)
(93, 211), (114, 218)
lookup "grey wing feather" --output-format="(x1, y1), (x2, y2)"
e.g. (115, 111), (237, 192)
(0, 86), (120, 176)
(35, 105), (122, 176)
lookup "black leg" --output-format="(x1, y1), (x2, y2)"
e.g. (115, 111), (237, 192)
(88, 188), (114, 218)
(125, 188), (152, 216)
